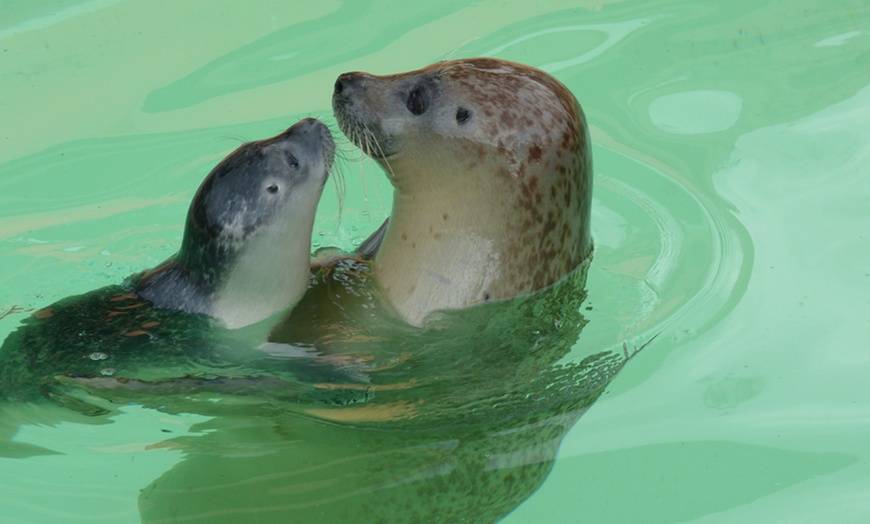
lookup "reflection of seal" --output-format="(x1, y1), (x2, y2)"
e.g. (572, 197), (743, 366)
(333, 58), (592, 326)
(139, 117), (334, 328)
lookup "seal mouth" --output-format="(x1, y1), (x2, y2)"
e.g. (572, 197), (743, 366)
(334, 111), (396, 160)
(353, 123), (396, 161)
(333, 92), (397, 160)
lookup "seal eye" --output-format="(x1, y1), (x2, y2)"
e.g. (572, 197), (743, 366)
(266, 184), (280, 194)
(456, 107), (471, 124)
(406, 87), (427, 115)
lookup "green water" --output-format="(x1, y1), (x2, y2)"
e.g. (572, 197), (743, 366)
(1, 0), (869, 522)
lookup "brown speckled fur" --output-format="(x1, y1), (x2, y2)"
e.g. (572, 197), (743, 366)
(334, 58), (592, 325)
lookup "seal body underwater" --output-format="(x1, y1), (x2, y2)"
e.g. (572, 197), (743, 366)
(332, 58), (592, 326)
(0, 118), (334, 401)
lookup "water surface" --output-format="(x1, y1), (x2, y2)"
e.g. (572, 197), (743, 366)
(1, 1), (869, 522)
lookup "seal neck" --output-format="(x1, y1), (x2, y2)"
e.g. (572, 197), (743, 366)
(210, 211), (315, 329)
(374, 173), (519, 327)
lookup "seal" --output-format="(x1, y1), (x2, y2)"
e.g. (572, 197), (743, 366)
(0, 118), (334, 404)
(332, 58), (592, 326)
(138, 117), (334, 328)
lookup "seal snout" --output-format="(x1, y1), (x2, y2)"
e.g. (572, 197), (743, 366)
(286, 117), (326, 135)
(280, 118), (335, 170)
(334, 72), (364, 96)
(333, 71), (391, 158)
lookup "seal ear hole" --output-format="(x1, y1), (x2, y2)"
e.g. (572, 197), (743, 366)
(406, 87), (427, 116)
(456, 107), (471, 124)
(266, 184), (280, 194)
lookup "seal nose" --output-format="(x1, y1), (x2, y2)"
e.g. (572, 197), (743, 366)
(334, 72), (366, 97)
(284, 117), (320, 137)
(279, 118), (332, 154)
(297, 117), (320, 128)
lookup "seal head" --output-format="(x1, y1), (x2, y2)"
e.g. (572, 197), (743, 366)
(138, 118), (334, 328)
(333, 58), (591, 326)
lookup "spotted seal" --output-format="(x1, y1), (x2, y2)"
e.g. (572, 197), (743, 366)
(332, 58), (592, 326)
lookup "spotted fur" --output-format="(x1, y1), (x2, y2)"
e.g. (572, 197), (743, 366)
(334, 58), (592, 326)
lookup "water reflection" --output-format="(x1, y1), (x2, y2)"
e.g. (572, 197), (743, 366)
(0, 131), (723, 520)
(0, 257), (636, 522)
(132, 261), (635, 523)
(0, 128), (732, 520)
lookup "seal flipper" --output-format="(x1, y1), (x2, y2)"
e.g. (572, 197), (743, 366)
(309, 218), (388, 270)
(355, 218), (388, 260)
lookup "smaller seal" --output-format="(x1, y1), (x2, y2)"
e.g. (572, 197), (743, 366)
(138, 117), (334, 328)
(332, 58), (592, 326)
(0, 119), (335, 404)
